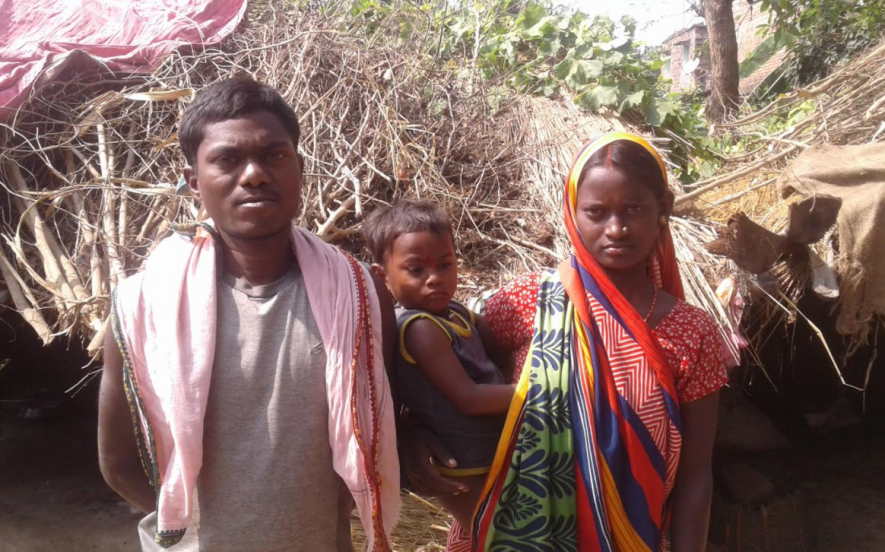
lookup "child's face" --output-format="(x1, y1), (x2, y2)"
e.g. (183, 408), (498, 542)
(381, 230), (457, 315)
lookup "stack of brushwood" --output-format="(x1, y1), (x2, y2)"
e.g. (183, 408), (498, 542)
(0, 6), (548, 355)
(677, 39), (885, 377)
(0, 1), (743, 367)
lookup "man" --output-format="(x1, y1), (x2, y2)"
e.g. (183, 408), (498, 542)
(97, 77), (403, 551)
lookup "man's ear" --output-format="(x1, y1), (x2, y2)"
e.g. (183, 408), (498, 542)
(296, 152), (305, 176)
(184, 165), (201, 201)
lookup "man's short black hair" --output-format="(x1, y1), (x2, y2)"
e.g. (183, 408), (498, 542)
(362, 199), (454, 264)
(179, 76), (301, 167)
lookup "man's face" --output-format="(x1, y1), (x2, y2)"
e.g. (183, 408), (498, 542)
(185, 110), (303, 241)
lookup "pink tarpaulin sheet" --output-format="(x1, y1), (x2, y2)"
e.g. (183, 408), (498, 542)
(0, 0), (248, 115)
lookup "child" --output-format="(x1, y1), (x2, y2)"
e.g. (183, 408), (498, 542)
(362, 199), (515, 528)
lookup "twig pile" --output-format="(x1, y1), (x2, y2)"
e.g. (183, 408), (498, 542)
(678, 38), (885, 373)
(679, 39), (885, 214)
(0, 5), (557, 351)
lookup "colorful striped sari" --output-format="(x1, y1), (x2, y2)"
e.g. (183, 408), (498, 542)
(472, 132), (685, 552)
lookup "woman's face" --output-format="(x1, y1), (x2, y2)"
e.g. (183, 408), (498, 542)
(574, 165), (672, 272)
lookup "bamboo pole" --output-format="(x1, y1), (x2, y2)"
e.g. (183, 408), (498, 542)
(0, 247), (54, 344)
(4, 161), (84, 305)
(97, 124), (125, 285)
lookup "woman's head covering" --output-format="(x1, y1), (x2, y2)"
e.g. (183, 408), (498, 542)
(562, 131), (684, 301)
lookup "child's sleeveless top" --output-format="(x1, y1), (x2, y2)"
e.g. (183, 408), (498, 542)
(395, 301), (506, 472)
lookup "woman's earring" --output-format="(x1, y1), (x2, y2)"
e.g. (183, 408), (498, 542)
(659, 216), (668, 226)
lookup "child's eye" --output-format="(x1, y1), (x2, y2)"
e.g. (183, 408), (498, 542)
(584, 208), (604, 218)
(407, 266), (423, 275)
(627, 205), (644, 213)
(267, 151), (286, 160)
(440, 262), (453, 269)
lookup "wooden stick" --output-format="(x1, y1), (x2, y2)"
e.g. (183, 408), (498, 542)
(5, 160), (83, 305)
(0, 247), (54, 344)
(118, 121), (137, 251)
(316, 196), (356, 238)
(676, 147), (798, 205)
(97, 126), (124, 285)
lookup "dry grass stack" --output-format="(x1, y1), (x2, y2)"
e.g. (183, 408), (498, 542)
(0, 6), (564, 355)
(675, 40), (885, 356)
(679, 39), (885, 213)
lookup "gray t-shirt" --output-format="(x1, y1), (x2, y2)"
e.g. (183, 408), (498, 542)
(139, 264), (353, 551)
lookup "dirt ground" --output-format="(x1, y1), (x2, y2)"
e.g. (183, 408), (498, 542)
(787, 422), (885, 551)
(2, 396), (885, 552)
(0, 402), (143, 552)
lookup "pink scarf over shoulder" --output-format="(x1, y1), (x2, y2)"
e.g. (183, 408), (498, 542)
(112, 224), (400, 549)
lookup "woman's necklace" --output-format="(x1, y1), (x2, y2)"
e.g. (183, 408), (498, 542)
(644, 286), (659, 322)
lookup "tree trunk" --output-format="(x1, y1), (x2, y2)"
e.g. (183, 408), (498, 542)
(702, 0), (740, 121)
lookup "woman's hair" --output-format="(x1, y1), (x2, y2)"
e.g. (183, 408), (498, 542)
(362, 199), (453, 263)
(578, 139), (666, 198)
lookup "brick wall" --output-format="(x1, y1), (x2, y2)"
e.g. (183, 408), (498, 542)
(663, 24), (710, 93)
(662, 2), (787, 95)
(732, 0), (787, 93)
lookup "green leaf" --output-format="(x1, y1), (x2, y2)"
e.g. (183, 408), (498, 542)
(516, 3), (546, 30)
(739, 33), (782, 78)
(523, 16), (557, 39)
(642, 96), (679, 127)
(565, 62), (587, 89)
(578, 84), (619, 111)
(539, 36), (562, 55)
(580, 59), (604, 79)
(620, 89), (646, 111)
(553, 58), (573, 81)
(620, 15), (637, 36)
(605, 51), (625, 65)
(537, 77), (558, 97)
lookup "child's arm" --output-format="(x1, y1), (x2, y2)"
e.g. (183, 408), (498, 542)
(473, 313), (516, 384)
(404, 318), (515, 416)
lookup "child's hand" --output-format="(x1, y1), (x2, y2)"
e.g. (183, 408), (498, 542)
(400, 422), (468, 497)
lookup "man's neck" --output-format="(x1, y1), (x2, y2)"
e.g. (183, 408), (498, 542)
(219, 229), (294, 286)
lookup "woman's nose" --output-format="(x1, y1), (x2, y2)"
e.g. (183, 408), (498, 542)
(605, 216), (628, 239)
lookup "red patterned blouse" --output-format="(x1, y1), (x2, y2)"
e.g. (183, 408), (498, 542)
(484, 271), (728, 403)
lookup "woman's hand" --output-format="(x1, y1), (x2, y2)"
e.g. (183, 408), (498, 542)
(669, 390), (719, 552)
(399, 421), (468, 496)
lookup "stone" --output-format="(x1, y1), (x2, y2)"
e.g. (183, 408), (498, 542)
(716, 402), (789, 453)
(718, 461), (777, 506)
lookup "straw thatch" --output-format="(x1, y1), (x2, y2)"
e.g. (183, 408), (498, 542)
(0, 5), (549, 352)
(3, 1), (881, 546)
(678, 40), (885, 350)
(0, 0), (745, 362)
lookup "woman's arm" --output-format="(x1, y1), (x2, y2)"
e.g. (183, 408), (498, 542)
(669, 390), (719, 552)
(404, 318), (516, 416)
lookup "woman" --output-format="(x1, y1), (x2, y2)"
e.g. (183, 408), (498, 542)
(447, 132), (727, 552)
